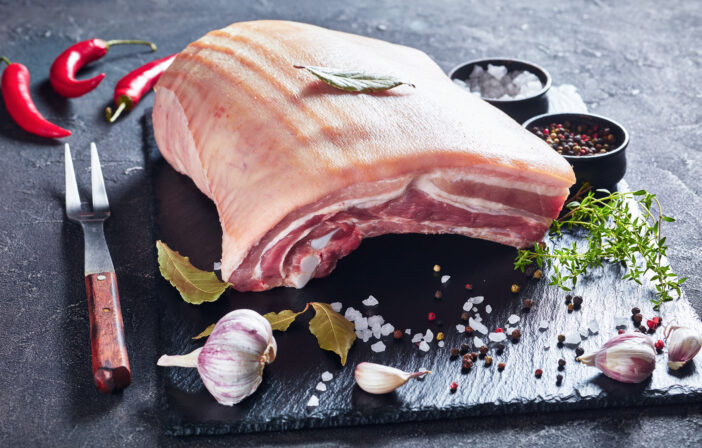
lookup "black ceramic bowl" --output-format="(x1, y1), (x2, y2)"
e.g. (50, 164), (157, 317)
(523, 112), (630, 191)
(448, 58), (552, 123)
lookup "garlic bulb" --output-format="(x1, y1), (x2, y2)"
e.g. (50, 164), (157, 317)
(665, 325), (702, 370)
(158, 309), (276, 406)
(577, 332), (656, 383)
(355, 362), (429, 394)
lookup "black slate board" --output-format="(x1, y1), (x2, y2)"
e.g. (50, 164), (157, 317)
(145, 114), (702, 436)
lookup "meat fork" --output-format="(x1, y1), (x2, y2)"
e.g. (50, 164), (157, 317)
(65, 142), (131, 393)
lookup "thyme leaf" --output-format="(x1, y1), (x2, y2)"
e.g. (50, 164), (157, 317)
(294, 65), (415, 93)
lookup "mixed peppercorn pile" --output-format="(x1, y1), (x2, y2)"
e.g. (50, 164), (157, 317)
(531, 121), (618, 157)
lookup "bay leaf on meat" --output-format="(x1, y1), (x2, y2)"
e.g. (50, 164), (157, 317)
(294, 65), (415, 93)
(308, 302), (356, 366)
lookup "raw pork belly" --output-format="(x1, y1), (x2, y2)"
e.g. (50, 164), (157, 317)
(152, 20), (575, 292)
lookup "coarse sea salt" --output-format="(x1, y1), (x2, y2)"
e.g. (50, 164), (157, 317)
(372, 328), (381, 339)
(473, 336), (485, 347)
(360, 329), (372, 342)
(469, 317), (488, 335)
(508, 314), (520, 325)
(438, 341), (445, 348)
(330, 302), (342, 312)
(316, 382), (327, 392)
(488, 332), (507, 343)
(412, 333), (424, 343)
(344, 307), (359, 321)
(457, 65), (543, 101)
(321, 371), (333, 382)
(405, 328), (412, 335)
(307, 395), (319, 407)
(362, 295), (379, 307)
(418, 341), (430, 352)
(371, 341), (386, 353)
(380, 323), (395, 336)
(456, 324), (466, 333)
(441, 275), (451, 284)
(463, 302), (473, 312)
(565, 332), (581, 347)
(424, 329), (434, 343)
(354, 317), (368, 331)
(368, 315), (384, 327)
(468, 296), (484, 305)
(485, 305), (492, 314)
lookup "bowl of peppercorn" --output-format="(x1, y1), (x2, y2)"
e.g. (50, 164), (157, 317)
(523, 112), (629, 191)
(449, 58), (552, 123)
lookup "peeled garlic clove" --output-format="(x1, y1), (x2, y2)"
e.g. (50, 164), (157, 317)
(577, 332), (656, 383)
(158, 309), (276, 406)
(355, 362), (429, 394)
(665, 325), (702, 370)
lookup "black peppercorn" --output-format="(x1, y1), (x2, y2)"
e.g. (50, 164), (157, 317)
(565, 294), (572, 304)
(575, 347), (584, 356)
(558, 358), (566, 368)
(460, 343), (469, 353)
(573, 296), (583, 306)
(639, 325), (647, 333)
(449, 347), (460, 358)
(470, 352), (478, 361)
(523, 299), (534, 309)
(460, 311), (470, 321)
(556, 374), (563, 384)
(497, 343), (505, 353)
(512, 329), (522, 340)
(633, 313), (643, 324)
(631, 307), (641, 315)
(479, 345), (488, 355)
(557, 334), (566, 343)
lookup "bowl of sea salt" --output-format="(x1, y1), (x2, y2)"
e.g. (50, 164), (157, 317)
(448, 58), (551, 123)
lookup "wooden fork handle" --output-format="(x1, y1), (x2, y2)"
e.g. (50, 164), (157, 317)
(85, 272), (131, 393)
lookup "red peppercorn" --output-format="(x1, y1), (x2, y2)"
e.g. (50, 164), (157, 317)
(428, 312), (436, 321)
(464, 283), (473, 290)
(495, 328), (503, 333)
(618, 329), (625, 334)
(655, 340), (665, 350)
(646, 318), (658, 330)
(449, 381), (458, 392)
(535, 369), (543, 378)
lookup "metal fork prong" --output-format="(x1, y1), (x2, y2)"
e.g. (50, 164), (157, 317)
(90, 142), (110, 213)
(64, 143), (82, 217)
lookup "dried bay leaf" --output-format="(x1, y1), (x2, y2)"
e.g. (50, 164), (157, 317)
(294, 65), (415, 93)
(192, 323), (215, 340)
(264, 305), (309, 331)
(156, 240), (230, 305)
(308, 302), (356, 366)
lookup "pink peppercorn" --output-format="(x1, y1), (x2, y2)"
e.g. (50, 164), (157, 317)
(449, 381), (458, 392)
(428, 312), (436, 321)
(495, 328), (503, 333)
(655, 340), (665, 350)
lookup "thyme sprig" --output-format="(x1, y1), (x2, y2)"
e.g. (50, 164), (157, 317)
(514, 188), (686, 308)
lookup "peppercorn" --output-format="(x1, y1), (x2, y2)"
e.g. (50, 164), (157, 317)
(575, 347), (584, 356)
(557, 334), (566, 343)
(433, 264), (441, 273)
(567, 303), (574, 312)
(523, 298), (534, 309)
(558, 358), (566, 369)
(639, 325), (647, 333)
(655, 339), (665, 351)
(618, 329), (625, 335)
(470, 352), (478, 361)
(464, 283), (472, 290)
(460, 311), (469, 321)
(631, 307), (641, 315)
(449, 381), (458, 392)
(460, 343), (469, 353)
(565, 294), (572, 304)
(428, 312), (436, 321)
(462, 357), (474, 369)
(497, 362), (505, 371)
(511, 329), (522, 340)
(464, 326), (473, 335)
(484, 356), (493, 366)
(479, 345), (488, 355)
(573, 296), (583, 306)
(495, 327), (504, 333)
(497, 343), (505, 352)
(556, 374), (563, 384)
(510, 284), (520, 294)
(535, 369), (543, 378)
(434, 290), (443, 299)
(533, 269), (543, 279)
(633, 313), (643, 324)
(531, 122), (617, 157)
(448, 347), (459, 358)
(393, 329), (403, 340)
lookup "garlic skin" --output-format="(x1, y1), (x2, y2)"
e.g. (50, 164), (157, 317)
(355, 362), (429, 394)
(577, 332), (656, 383)
(665, 325), (702, 370)
(158, 309), (276, 406)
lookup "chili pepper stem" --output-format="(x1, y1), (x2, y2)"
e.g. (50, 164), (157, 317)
(1, 56), (11, 66)
(105, 102), (127, 123)
(104, 39), (157, 51)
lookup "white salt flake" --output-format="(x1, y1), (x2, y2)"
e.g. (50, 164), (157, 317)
(588, 320), (600, 335)
(505, 327), (515, 335)
(469, 317), (488, 335)
(213, 261), (221, 271)
(579, 328), (589, 339)
(441, 275), (451, 284)
(363, 295), (379, 307)
(473, 336), (485, 347)
(344, 307), (359, 321)
(487, 63), (508, 80)
(330, 302), (343, 312)
(538, 320), (549, 331)
(468, 296), (484, 305)
(456, 324), (466, 333)
(614, 316), (629, 329)
(473, 313), (482, 322)
(405, 329), (411, 335)
(371, 341), (386, 353)
(372, 328), (381, 339)
(411, 333), (424, 343)
(438, 341), (445, 348)
(488, 332), (507, 343)
(424, 329), (434, 343)
(361, 329), (372, 342)
(315, 382), (327, 392)
(368, 315), (384, 327)
(565, 332), (581, 347)
(418, 341), (430, 352)
(485, 305), (493, 314)
(463, 301), (473, 312)
(354, 317), (368, 331)
(508, 314), (520, 325)
(380, 323), (395, 336)
(321, 371), (333, 382)
(307, 395), (319, 407)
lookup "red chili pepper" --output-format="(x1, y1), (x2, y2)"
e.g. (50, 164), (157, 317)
(1, 57), (71, 138)
(50, 39), (157, 98)
(105, 53), (177, 123)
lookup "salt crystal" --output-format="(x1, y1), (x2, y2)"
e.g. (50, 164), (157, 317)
(371, 341), (386, 353)
(354, 317), (368, 331)
(380, 323), (395, 336)
(473, 313), (482, 322)
(508, 314), (520, 325)
(307, 395), (319, 407)
(462, 301), (473, 312)
(361, 329), (372, 342)
(418, 341), (430, 352)
(588, 320), (600, 335)
(441, 275), (451, 284)
(485, 305), (493, 314)
(330, 302), (343, 312)
(488, 332), (507, 343)
(473, 336), (484, 347)
(438, 341), (445, 348)
(579, 328), (589, 339)
(505, 327), (515, 335)
(368, 315), (384, 327)
(487, 63), (508, 81)
(538, 320), (549, 331)
(363, 295), (379, 307)
(213, 261), (221, 270)
(424, 329), (434, 343)
(456, 324), (466, 333)
(315, 382), (327, 392)
(469, 65), (485, 79)
(468, 296), (484, 305)
(411, 333), (424, 343)
(321, 371), (333, 381)
(565, 332), (581, 347)
(469, 317), (488, 335)
(355, 329), (364, 339)
(405, 328), (412, 335)
(372, 328), (381, 339)
(614, 317), (629, 329)
(344, 307), (358, 321)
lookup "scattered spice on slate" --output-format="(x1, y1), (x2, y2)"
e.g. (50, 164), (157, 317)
(618, 329), (625, 334)
(460, 311), (470, 321)
(565, 294), (572, 304)
(647, 317), (662, 331)
(479, 345), (489, 355)
(484, 356), (493, 366)
(449, 381), (458, 392)
(535, 369), (543, 378)
(465, 326), (474, 335)
(557, 334), (566, 343)
(498, 362), (505, 371)
(556, 374), (563, 384)
(631, 307), (641, 315)
(436, 332), (445, 341)
(460, 343), (469, 353)
(567, 303), (574, 312)
(434, 290), (443, 299)
(639, 325), (647, 333)
(470, 352), (479, 361)
(533, 269), (543, 279)
(393, 329), (403, 340)
(575, 347), (585, 356)
(633, 313), (643, 324)
(510, 284), (520, 294)
(573, 296), (583, 306)
(462, 357), (474, 369)
(433, 264), (441, 273)
(495, 327), (504, 333)
(428, 312), (436, 321)
(655, 339), (665, 351)
(530, 121), (617, 156)
(558, 358), (566, 369)
(523, 298), (534, 309)
(497, 343), (506, 353)
(449, 347), (460, 357)
(465, 283), (473, 290)
(512, 329), (522, 340)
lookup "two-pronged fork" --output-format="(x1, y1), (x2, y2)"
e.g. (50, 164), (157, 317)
(64, 142), (131, 393)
